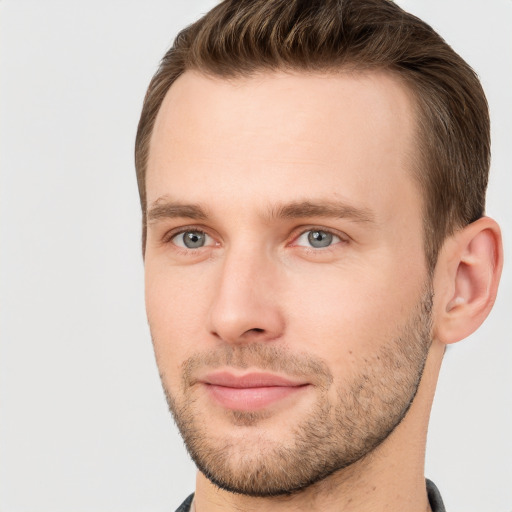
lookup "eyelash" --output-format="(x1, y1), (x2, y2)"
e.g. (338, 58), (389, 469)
(162, 226), (348, 252)
(292, 228), (346, 251)
(162, 226), (213, 248)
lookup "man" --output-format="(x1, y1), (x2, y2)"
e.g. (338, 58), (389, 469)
(135, 0), (503, 510)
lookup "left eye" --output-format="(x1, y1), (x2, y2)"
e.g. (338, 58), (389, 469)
(295, 230), (341, 248)
(171, 230), (213, 249)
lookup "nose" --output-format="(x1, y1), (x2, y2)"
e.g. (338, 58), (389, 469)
(207, 244), (285, 344)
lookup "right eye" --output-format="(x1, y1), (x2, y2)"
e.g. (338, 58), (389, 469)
(170, 230), (214, 249)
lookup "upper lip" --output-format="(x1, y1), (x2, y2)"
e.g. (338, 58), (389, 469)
(201, 371), (308, 388)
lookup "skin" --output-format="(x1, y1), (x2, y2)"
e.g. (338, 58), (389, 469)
(143, 70), (502, 511)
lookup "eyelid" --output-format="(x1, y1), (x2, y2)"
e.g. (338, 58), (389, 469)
(288, 226), (349, 247)
(159, 224), (348, 251)
(162, 225), (219, 247)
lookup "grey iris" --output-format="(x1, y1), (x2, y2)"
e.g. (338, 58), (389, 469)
(308, 230), (333, 248)
(183, 231), (205, 248)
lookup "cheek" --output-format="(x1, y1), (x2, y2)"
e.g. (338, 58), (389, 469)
(144, 263), (213, 379)
(144, 241), (427, 386)
(282, 264), (422, 365)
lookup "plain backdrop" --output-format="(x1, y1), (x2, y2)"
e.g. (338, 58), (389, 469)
(1, 1), (510, 511)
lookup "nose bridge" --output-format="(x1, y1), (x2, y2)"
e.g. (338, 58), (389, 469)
(208, 238), (284, 343)
(222, 239), (261, 290)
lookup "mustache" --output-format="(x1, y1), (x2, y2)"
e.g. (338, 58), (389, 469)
(179, 343), (334, 389)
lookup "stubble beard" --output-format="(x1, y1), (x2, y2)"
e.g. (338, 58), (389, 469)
(158, 287), (433, 497)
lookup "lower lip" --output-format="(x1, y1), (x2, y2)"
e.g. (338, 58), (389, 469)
(205, 384), (308, 411)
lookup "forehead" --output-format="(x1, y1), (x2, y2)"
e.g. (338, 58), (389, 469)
(147, 69), (420, 221)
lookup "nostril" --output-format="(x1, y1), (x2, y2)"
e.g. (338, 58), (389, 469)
(240, 327), (266, 337)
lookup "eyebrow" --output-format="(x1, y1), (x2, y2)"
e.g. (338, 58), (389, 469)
(268, 200), (376, 224)
(146, 197), (375, 224)
(147, 199), (208, 222)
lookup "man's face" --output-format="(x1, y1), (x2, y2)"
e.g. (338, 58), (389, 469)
(144, 70), (433, 496)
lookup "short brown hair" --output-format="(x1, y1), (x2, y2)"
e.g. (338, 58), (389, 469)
(135, 0), (490, 271)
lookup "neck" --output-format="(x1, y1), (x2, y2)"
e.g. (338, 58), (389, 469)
(193, 341), (444, 512)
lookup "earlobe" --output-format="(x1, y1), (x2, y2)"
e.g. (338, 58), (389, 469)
(434, 217), (503, 345)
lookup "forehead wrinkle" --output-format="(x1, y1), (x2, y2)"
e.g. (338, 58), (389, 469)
(266, 200), (376, 224)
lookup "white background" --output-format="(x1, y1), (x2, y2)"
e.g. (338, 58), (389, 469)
(1, 1), (510, 511)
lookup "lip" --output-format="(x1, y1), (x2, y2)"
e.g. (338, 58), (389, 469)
(203, 371), (307, 388)
(200, 371), (310, 411)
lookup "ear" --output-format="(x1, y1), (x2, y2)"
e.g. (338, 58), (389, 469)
(432, 217), (503, 345)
